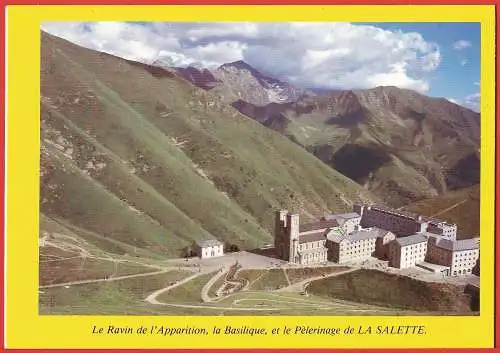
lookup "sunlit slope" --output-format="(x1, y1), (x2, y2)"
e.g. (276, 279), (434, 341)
(40, 31), (376, 257)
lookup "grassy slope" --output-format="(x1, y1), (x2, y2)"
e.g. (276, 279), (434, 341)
(402, 184), (480, 239)
(39, 270), (191, 314)
(40, 31), (376, 258)
(272, 90), (480, 207)
(307, 269), (475, 313)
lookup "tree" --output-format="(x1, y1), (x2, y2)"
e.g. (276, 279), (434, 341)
(181, 245), (192, 258)
(224, 242), (240, 253)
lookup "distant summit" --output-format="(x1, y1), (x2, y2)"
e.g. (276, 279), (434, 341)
(153, 59), (302, 106)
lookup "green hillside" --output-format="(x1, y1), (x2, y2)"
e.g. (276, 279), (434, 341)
(402, 184), (480, 239)
(40, 31), (376, 258)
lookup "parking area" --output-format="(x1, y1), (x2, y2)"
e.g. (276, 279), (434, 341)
(166, 251), (348, 271)
(165, 251), (289, 270)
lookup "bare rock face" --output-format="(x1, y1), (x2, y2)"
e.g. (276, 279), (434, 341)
(211, 60), (301, 106)
(155, 60), (302, 106)
(171, 66), (219, 91)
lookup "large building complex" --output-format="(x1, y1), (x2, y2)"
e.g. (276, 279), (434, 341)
(274, 211), (328, 265)
(274, 204), (479, 276)
(353, 204), (457, 240)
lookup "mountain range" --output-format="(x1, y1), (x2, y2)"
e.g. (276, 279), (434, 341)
(40, 31), (378, 258)
(40, 31), (480, 261)
(153, 59), (302, 106)
(156, 60), (480, 208)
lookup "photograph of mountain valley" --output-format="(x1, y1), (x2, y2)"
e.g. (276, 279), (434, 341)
(39, 22), (481, 316)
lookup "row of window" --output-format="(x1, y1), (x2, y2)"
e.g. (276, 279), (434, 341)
(454, 251), (478, 258)
(299, 241), (325, 251)
(453, 268), (472, 275)
(340, 250), (373, 256)
(302, 252), (327, 261)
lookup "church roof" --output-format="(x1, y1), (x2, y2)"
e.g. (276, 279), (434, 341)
(299, 219), (339, 233)
(323, 212), (360, 221)
(299, 231), (327, 244)
(327, 228), (381, 243)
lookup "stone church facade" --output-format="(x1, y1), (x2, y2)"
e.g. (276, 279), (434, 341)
(274, 210), (328, 265)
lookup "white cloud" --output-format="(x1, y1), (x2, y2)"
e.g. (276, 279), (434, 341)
(365, 63), (429, 92)
(460, 59), (468, 66)
(41, 21), (442, 93)
(448, 93), (480, 112)
(463, 92), (480, 112)
(453, 40), (471, 50)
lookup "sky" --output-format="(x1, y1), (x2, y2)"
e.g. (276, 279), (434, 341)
(41, 22), (481, 112)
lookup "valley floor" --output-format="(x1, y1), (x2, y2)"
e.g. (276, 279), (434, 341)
(39, 232), (479, 316)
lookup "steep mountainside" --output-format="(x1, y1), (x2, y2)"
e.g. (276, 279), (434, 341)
(40, 31), (376, 258)
(402, 184), (480, 239)
(171, 66), (219, 90)
(229, 88), (480, 207)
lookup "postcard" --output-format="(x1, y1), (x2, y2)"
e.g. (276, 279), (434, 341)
(2, 2), (497, 351)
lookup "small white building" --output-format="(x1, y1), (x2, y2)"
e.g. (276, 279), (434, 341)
(194, 239), (224, 259)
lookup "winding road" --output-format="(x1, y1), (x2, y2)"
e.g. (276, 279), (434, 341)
(276, 267), (357, 292)
(40, 269), (174, 289)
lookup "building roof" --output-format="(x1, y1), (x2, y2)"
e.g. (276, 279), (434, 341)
(327, 228), (381, 243)
(373, 228), (392, 238)
(394, 234), (428, 247)
(299, 231), (327, 244)
(195, 239), (223, 248)
(421, 216), (456, 228)
(436, 237), (479, 251)
(426, 225), (444, 235)
(362, 204), (422, 221)
(422, 232), (441, 239)
(299, 219), (339, 233)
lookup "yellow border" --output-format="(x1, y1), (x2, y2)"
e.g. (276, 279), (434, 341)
(6, 5), (496, 349)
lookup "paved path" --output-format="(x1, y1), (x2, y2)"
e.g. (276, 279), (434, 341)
(144, 271), (289, 311)
(276, 268), (357, 292)
(40, 269), (173, 289)
(282, 268), (291, 286)
(145, 271), (210, 305)
(201, 267), (228, 302)
(430, 199), (467, 218)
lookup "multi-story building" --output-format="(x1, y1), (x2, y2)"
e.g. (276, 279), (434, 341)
(322, 212), (362, 234)
(274, 205), (478, 276)
(374, 229), (397, 260)
(353, 204), (428, 237)
(326, 227), (394, 264)
(426, 235), (479, 276)
(388, 234), (428, 269)
(424, 219), (457, 240)
(353, 203), (457, 240)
